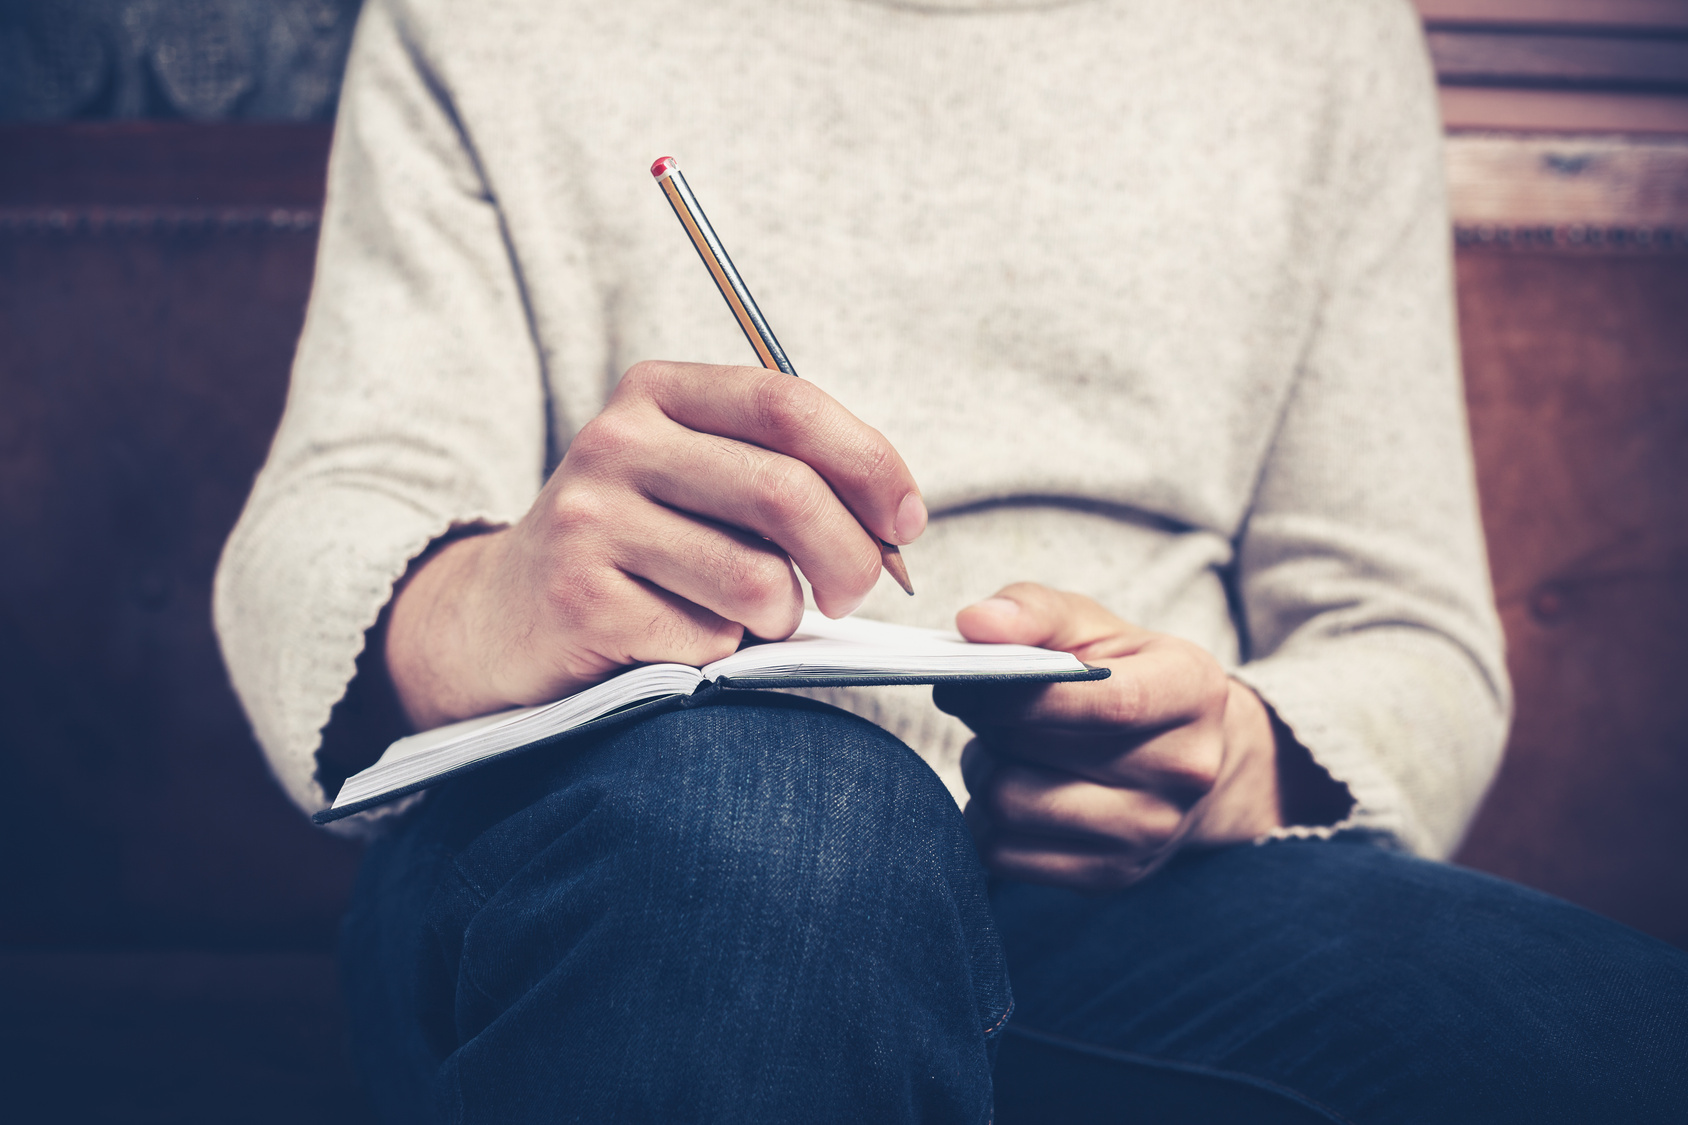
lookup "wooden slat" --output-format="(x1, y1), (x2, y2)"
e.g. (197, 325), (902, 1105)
(1440, 85), (1688, 131)
(1429, 30), (1688, 90)
(1414, 0), (1688, 31)
(1447, 133), (1688, 223)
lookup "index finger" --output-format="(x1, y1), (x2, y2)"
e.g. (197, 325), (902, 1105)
(624, 362), (926, 547)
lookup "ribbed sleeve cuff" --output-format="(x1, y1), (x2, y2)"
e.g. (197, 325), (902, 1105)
(215, 487), (509, 835)
(1230, 653), (1435, 857)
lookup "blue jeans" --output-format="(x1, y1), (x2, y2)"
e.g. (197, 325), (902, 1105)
(340, 694), (1688, 1123)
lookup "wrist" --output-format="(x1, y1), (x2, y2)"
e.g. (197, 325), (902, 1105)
(385, 529), (508, 730)
(1202, 679), (1285, 841)
(1213, 680), (1354, 835)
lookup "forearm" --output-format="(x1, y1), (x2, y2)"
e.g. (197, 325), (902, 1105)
(1202, 682), (1283, 841)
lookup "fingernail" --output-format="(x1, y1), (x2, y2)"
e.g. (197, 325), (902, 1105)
(976, 597), (1020, 617)
(894, 492), (928, 544)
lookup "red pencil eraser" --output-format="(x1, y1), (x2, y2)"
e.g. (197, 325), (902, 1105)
(650, 156), (678, 179)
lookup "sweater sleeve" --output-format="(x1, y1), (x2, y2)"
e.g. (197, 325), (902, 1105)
(1228, 5), (1511, 859)
(213, 0), (547, 827)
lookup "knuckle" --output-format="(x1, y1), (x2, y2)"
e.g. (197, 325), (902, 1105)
(616, 360), (664, 398)
(751, 458), (826, 529)
(737, 559), (789, 605)
(728, 552), (798, 613)
(568, 410), (644, 469)
(750, 373), (823, 441)
(547, 486), (613, 536)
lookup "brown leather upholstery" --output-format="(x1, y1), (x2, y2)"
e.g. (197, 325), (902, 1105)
(0, 126), (358, 953)
(1453, 247), (1688, 945)
(0, 124), (371, 1122)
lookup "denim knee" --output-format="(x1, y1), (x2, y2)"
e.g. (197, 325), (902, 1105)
(346, 695), (1006, 1124)
(438, 693), (970, 905)
(640, 701), (951, 903)
(420, 693), (1007, 1040)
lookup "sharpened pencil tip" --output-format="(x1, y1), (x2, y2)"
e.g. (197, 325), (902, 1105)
(880, 541), (914, 596)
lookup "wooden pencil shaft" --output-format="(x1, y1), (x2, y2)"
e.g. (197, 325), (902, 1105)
(653, 159), (913, 595)
(659, 170), (796, 376)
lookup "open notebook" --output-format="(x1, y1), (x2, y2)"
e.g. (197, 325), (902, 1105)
(315, 612), (1108, 823)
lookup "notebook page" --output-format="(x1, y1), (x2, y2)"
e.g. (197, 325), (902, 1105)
(334, 663), (704, 810)
(701, 612), (1083, 681)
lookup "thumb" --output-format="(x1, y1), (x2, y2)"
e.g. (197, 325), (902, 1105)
(954, 582), (1134, 655)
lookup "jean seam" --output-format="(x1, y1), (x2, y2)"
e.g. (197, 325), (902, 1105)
(1004, 1023), (1357, 1125)
(983, 998), (1015, 1038)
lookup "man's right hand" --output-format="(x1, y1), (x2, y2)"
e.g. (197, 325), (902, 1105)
(383, 360), (927, 731)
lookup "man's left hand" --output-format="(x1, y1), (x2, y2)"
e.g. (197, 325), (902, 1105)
(934, 583), (1287, 892)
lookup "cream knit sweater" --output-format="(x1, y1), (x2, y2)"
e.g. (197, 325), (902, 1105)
(214, 0), (1510, 855)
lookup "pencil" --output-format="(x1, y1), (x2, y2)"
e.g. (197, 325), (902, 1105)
(651, 155), (914, 596)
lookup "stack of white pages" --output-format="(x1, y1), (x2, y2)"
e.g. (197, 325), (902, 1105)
(317, 612), (1106, 823)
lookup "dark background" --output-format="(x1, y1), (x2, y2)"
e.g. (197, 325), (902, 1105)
(0, 0), (359, 121)
(2, 1), (1686, 1121)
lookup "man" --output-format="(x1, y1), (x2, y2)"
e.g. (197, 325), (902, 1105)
(216, 0), (1688, 1120)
